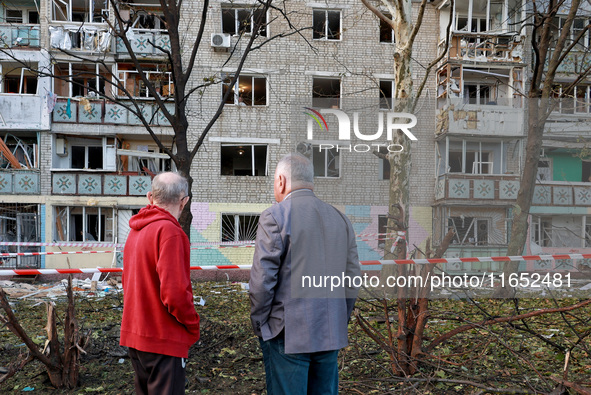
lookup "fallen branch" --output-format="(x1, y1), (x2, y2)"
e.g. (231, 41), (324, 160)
(427, 299), (591, 351)
(548, 376), (591, 395)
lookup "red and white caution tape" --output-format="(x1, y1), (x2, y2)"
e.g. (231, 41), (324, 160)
(0, 235), (394, 250)
(191, 244), (254, 250)
(360, 253), (591, 266)
(1, 253), (590, 276)
(0, 250), (115, 257)
(0, 242), (120, 248)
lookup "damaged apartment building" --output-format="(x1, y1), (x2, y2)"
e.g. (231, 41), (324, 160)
(433, 0), (591, 272)
(0, 0), (589, 270)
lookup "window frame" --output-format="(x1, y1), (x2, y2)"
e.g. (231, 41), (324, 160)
(54, 205), (115, 242)
(221, 213), (260, 242)
(220, 143), (269, 177)
(223, 74), (268, 107)
(447, 216), (490, 245)
(379, 14), (395, 43)
(312, 145), (341, 178)
(312, 77), (341, 109)
(221, 7), (268, 37)
(379, 79), (394, 110)
(312, 9), (342, 41)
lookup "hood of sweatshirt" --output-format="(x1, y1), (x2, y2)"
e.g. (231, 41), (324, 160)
(129, 205), (179, 231)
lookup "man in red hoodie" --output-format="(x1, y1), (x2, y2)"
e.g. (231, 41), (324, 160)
(120, 172), (200, 395)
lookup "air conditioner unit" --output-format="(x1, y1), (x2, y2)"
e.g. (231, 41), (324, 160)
(55, 138), (68, 157)
(211, 33), (231, 49)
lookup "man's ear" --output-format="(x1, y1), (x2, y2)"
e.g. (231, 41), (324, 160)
(279, 174), (287, 193)
(147, 191), (154, 204)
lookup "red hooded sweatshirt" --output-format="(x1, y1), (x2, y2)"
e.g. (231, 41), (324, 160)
(120, 205), (200, 358)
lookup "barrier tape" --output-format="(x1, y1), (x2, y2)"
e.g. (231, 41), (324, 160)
(0, 251), (115, 257)
(0, 234), (396, 249)
(1, 253), (591, 276)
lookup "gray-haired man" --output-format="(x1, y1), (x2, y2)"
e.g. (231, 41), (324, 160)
(249, 153), (360, 394)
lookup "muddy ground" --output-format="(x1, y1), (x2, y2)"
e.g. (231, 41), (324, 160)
(1, 278), (591, 394)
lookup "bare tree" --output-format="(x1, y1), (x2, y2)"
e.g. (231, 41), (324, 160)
(360, 0), (453, 375)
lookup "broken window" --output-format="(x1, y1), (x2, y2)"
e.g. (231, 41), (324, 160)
(583, 161), (591, 183)
(537, 158), (552, 181)
(312, 145), (340, 178)
(0, 204), (40, 269)
(221, 7), (267, 36)
(53, 136), (115, 170)
(448, 216), (489, 245)
(117, 63), (173, 98)
(6, 9), (23, 23)
(379, 15), (395, 43)
(54, 206), (114, 242)
(131, 11), (166, 30)
(221, 214), (260, 242)
(1, 64), (38, 94)
(53, 62), (110, 97)
(51, 0), (107, 23)
(223, 75), (267, 106)
(585, 217), (591, 247)
(464, 83), (494, 105)
(119, 142), (173, 174)
(379, 80), (394, 110)
(71, 145), (103, 169)
(453, 0), (524, 33)
(313, 9), (341, 40)
(5, 9), (39, 24)
(312, 77), (340, 108)
(531, 216), (552, 247)
(449, 151), (492, 174)
(0, 134), (38, 169)
(220, 144), (268, 176)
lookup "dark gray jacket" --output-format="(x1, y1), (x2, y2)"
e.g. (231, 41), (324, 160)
(249, 189), (360, 354)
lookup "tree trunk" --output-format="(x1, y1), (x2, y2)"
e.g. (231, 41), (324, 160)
(0, 277), (87, 389)
(497, 104), (545, 297)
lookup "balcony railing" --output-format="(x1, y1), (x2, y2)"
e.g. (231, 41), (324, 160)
(436, 101), (524, 136)
(51, 171), (151, 196)
(115, 29), (170, 56)
(52, 98), (175, 126)
(440, 32), (523, 63)
(0, 24), (40, 47)
(0, 94), (49, 130)
(436, 174), (591, 206)
(0, 170), (40, 194)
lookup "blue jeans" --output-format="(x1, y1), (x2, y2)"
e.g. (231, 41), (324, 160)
(259, 336), (339, 395)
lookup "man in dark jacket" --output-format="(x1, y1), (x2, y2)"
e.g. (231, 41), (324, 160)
(120, 172), (199, 395)
(249, 153), (360, 394)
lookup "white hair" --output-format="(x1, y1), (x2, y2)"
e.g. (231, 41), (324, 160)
(151, 172), (188, 205)
(276, 153), (314, 187)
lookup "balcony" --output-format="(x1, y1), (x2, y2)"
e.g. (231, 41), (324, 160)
(115, 29), (170, 56)
(52, 98), (174, 126)
(0, 24), (40, 47)
(435, 173), (520, 203)
(440, 32), (523, 63)
(435, 174), (591, 207)
(0, 94), (49, 130)
(51, 171), (151, 196)
(436, 101), (524, 137)
(0, 170), (40, 194)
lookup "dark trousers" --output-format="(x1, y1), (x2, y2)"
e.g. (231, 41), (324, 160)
(259, 336), (339, 395)
(128, 348), (186, 395)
